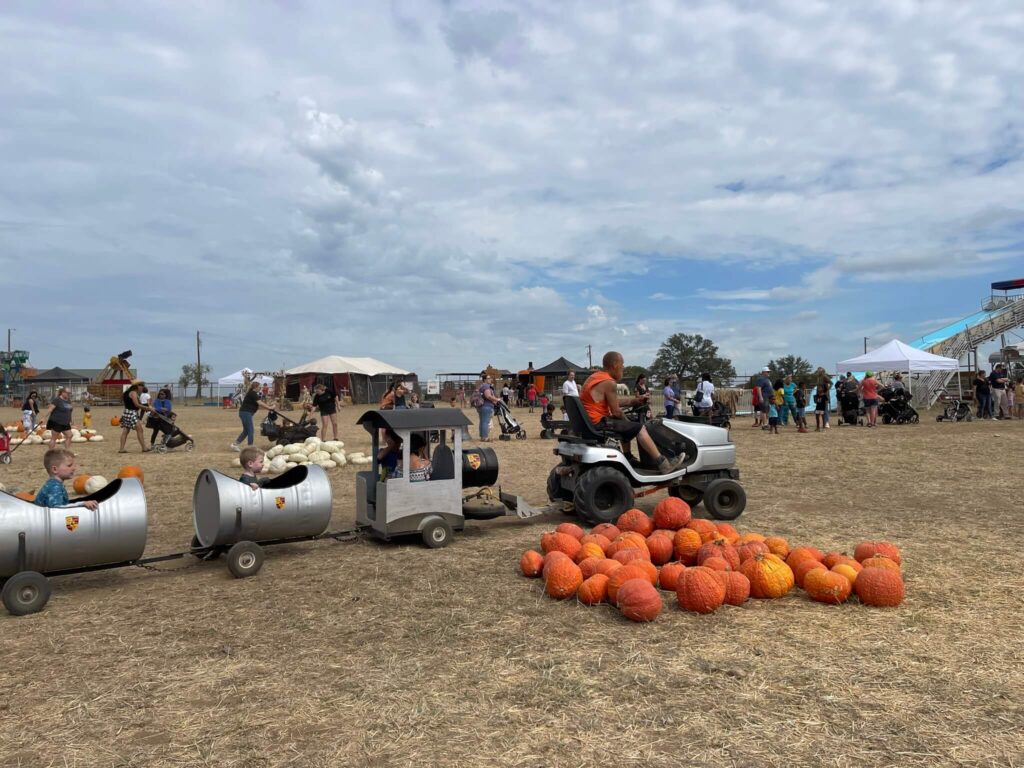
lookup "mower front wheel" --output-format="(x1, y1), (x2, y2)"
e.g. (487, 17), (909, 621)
(703, 479), (746, 521)
(668, 484), (704, 509)
(574, 466), (634, 525)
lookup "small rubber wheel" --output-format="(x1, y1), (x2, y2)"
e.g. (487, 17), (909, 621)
(573, 466), (634, 524)
(703, 479), (747, 521)
(0, 452), (10, 464)
(421, 517), (453, 548)
(155, 444), (167, 454)
(186, 442), (195, 452)
(546, 466), (574, 503)
(517, 431), (527, 440)
(2, 571), (51, 616)
(226, 541), (264, 579)
(669, 484), (704, 509)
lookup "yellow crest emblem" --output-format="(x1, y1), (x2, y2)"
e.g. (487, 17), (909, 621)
(65, 515), (79, 532)
(466, 453), (481, 470)
(275, 496), (286, 510)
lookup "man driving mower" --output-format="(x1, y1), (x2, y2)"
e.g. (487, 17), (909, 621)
(580, 351), (685, 474)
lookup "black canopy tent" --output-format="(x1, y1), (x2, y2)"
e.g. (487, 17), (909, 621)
(530, 357), (592, 376)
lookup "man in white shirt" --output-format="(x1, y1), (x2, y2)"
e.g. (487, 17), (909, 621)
(561, 370), (579, 397)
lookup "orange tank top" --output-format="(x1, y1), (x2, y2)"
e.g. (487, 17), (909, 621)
(580, 371), (614, 423)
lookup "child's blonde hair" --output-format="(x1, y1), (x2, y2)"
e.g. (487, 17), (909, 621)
(239, 447), (264, 469)
(43, 448), (74, 472)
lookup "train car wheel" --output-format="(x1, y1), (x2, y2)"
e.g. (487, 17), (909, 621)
(421, 517), (453, 548)
(226, 541), (264, 579)
(2, 571), (51, 616)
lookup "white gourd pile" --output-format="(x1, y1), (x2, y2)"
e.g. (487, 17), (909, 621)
(261, 437), (372, 474)
(2, 425), (105, 445)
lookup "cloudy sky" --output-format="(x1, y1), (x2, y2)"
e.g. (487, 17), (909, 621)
(2, 0), (1022, 382)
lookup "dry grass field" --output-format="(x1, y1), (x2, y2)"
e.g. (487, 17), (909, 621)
(1, 404), (1022, 768)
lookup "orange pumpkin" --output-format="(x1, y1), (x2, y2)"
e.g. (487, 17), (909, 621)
(616, 578), (662, 622)
(542, 551), (572, 578)
(117, 466), (145, 485)
(860, 555), (900, 572)
(72, 475), (92, 495)
(652, 496), (691, 530)
(698, 539), (740, 570)
(736, 540), (770, 564)
(651, 528), (676, 539)
(786, 547), (825, 568)
(594, 559), (623, 577)
(831, 562), (860, 587)
(764, 536), (790, 559)
(591, 523), (621, 541)
(606, 534), (649, 558)
(822, 551), (851, 569)
(714, 522), (740, 543)
(575, 542), (606, 563)
(804, 568), (852, 604)
(544, 559), (583, 599)
(519, 550), (544, 577)
(645, 533), (674, 565)
(579, 556), (606, 580)
(540, 531), (582, 560)
(702, 556), (731, 572)
(658, 562), (686, 592)
(676, 566), (726, 614)
(672, 528), (703, 565)
(110, 416), (121, 427)
(793, 558), (828, 588)
(612, 547), (651, 566)
(14, 491), (36, 502)
(735, 532), (767, 545)
(685, 518), (719, 543)
(579, 533), (612, 554)
(555, 522), (585, 540)
(607, 565), (654, 604)
(577, 574), (610, 605)
(854, 540), (902, 566)
(722, 571), (751, 606)
(854, 568), (905, 607)
(616, 508), (654, 537)
(739, 553), (795, 599)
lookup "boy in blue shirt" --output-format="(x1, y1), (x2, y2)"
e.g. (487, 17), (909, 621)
(767, 403), (780, 435)
(35, 449), (99, 510)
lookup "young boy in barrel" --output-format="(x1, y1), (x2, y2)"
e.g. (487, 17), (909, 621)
(239, 447), (269, 490)
(36, 449), (98, 509)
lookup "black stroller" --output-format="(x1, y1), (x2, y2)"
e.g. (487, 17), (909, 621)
(148, 411), (195, 453)
(878, 387), (919, 424)
(934, 388), (973, 422)
(837, 385), (864, 426)
(260, 410), (318, 445)
(494, 400), (527, 440)
(684, 398), (732, 429)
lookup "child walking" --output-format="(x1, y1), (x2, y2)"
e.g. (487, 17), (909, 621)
(35, 449), (99, 510)
(767, 403), (780, 434)
(794, 381), (809, 433)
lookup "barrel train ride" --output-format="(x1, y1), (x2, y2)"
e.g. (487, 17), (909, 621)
(0, 409), (545, 616)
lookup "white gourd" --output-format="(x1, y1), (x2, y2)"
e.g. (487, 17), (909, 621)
(89, 435), (104, 442)
(330, 452), (346, 465)
(270, 457), (288, 473)
(321, 460), (337, 468)
(310, 450), (331, 462)
(231, 458), (241, 467)
(285, 461), (297, 469)
(71, 436), (87, 443)
(303, 436), (321, 449)
(70, 429), (81, 438)
(84, 476), (107, 494)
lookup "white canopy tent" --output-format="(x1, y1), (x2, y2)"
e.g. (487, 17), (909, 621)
(217, 368), (274, 389)
(284, 356), (409, 377)
(837, 339), (960, 396)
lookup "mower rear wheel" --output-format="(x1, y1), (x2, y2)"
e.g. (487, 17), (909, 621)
(574, 466), (634, 525)
(668, 484), (704, 509)
(703, 479), (746, 521)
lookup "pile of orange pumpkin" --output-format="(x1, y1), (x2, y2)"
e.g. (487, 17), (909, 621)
(519, 497), (905, 622)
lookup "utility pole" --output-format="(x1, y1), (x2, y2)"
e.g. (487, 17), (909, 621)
(586, 344), (592, 369)
(7, 328), (13, 354)
(863, 337), (868, 354)
(196, 330), (202, 399)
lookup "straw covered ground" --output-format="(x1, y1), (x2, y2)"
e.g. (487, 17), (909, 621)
(0, 404), (1022, 768)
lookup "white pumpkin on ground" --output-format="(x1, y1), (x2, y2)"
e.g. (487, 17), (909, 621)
(71, 436), (87, 443)
(303, 436), (321, 449)
(269, 456), (288, 474)
(89, 435), (104, 442)
(285, 461), (297, 469)
(331, 452), (346, 466)
(283, 444), (303, 456)
(321, 440), (344, 452)
(84, 476), (108, 494)
(321, 460), (337, 468)
(308, 450), (331, 463)
(265, 445), (282, 460)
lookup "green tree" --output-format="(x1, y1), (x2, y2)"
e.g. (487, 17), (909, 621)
(649, 333), (736, 386)
(768, 355), (814, 382)
(179, 363), (212, 398)
(622, 365), (648, 380)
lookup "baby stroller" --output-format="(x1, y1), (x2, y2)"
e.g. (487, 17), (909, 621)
(934, 388), (973, 422)
(148, 411), (195, 453)
(878, 387), (919, 424)
(494, 400), (527, 441)
(0, 427), (11, 465)
(685, 398), (732, 429)
(260, 410), (318, 445)
(837, 386), (863, 426)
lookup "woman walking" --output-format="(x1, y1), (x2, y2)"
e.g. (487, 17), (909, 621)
(474, 374), (500, 441)
(45, 387), (75, 449)
(859, 371), (882, 427)
(118, 381), (152, 453)
(230, 380), (272, 451)
(148, 387), (174, 446)
(21, 390), (40, 433)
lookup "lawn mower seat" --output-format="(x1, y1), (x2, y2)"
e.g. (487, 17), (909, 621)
(562, 396), (610, 444)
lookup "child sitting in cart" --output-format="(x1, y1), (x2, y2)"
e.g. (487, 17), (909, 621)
(540, 403), (557, 437)
(239, 447), (269, 490)
(36, 449), (98, 510)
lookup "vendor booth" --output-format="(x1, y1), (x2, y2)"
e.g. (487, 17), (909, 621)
(285, 356), (412, 405)
(837, 339), (960, 403)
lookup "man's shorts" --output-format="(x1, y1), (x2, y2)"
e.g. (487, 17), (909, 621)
(600, 417), (643, 441)
(758, 402), (770, 414)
